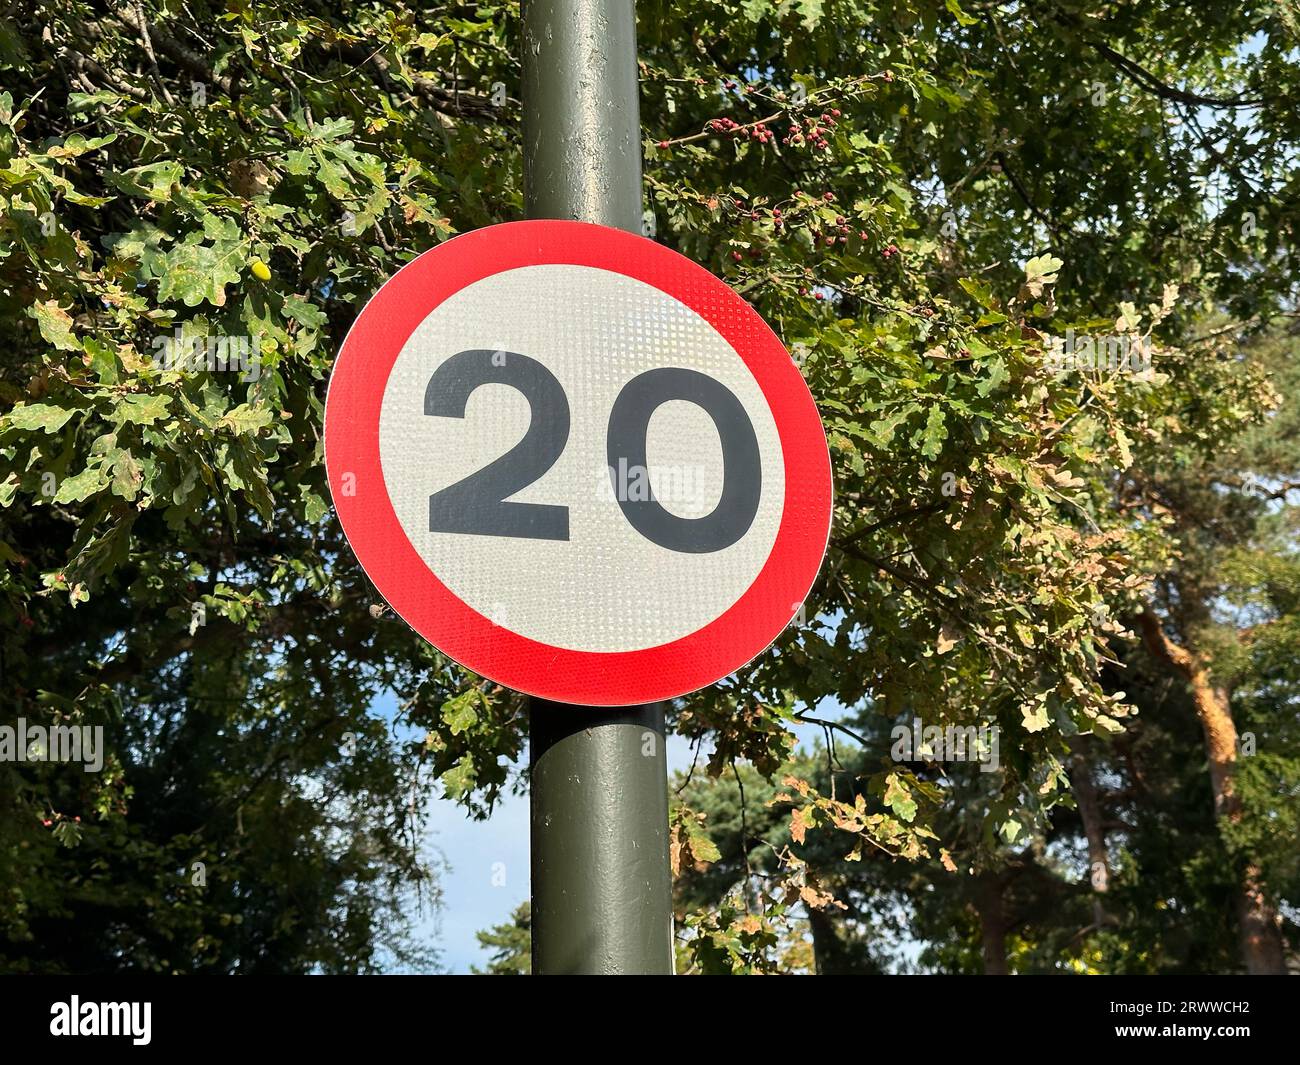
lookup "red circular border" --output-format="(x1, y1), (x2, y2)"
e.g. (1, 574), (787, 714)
(324, 220), (832, 705)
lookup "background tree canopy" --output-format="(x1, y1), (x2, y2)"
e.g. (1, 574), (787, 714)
(1, 0), (1297, 973)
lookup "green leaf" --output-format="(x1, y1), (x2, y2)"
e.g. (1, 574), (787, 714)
(116, 393), (173, 426)
(220, 403), (274, 436)
(1021, 703), (1050, 733)
(441, 755), (476, 799)
(29, 300), (80, 351)
(84, 338), (121, 384)
(958, 277), (998, 310)
(884, 773), (918, 823)
(976, 357), (1008, 397)
(150, 236), (245, 308)
(299, 484), (328, 524)
(795, 0), (825, 29)
(918, 404), (947, 459)
(3, 403), (77, 433)
(686, 821), (722, 864)
(1091, 714), (1126, 736)
(283, 292), (327, 330)
(109, 448), (143, 499)
(53, 465), (109, 503)
(443, 691), (480, 736)
(106, 161), (184, 201)
(1025, 254), (1063, 283)
(945, 0), (979, 26)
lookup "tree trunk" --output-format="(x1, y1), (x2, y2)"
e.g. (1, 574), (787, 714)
(1071, 751), (1112, 928)
(807, 908), (879, 974)
(1137, 610), (1287, 973)
(974, 873), (1009, 975)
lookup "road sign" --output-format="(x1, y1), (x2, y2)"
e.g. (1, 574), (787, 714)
(324, 219), (832, 705)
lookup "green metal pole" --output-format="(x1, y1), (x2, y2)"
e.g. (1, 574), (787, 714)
(522, 0), (674, 975)
(523, 0), (645, 230)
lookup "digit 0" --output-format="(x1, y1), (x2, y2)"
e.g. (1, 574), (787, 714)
(607, 367), (761, 553)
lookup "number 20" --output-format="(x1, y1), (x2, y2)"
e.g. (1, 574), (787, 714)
(424, 349), (761, 554)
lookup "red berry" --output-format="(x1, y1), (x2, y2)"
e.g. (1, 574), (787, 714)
(657, 140), (669, 149)
(823, 192), (835, 202)
(732, 251), (743, 262)
(814, 292), (825, 300)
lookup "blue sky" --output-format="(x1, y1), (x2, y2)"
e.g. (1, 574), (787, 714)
(403, 701), (833, 972)
(418, 769), (530, 973)
(415, 724), (700, 973)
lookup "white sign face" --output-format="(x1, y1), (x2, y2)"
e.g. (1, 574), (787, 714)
(326, 220), (832, 705)
(378, 264), (785, 653)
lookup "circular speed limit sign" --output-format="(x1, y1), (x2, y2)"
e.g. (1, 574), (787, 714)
(325, 220), (832, 705)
